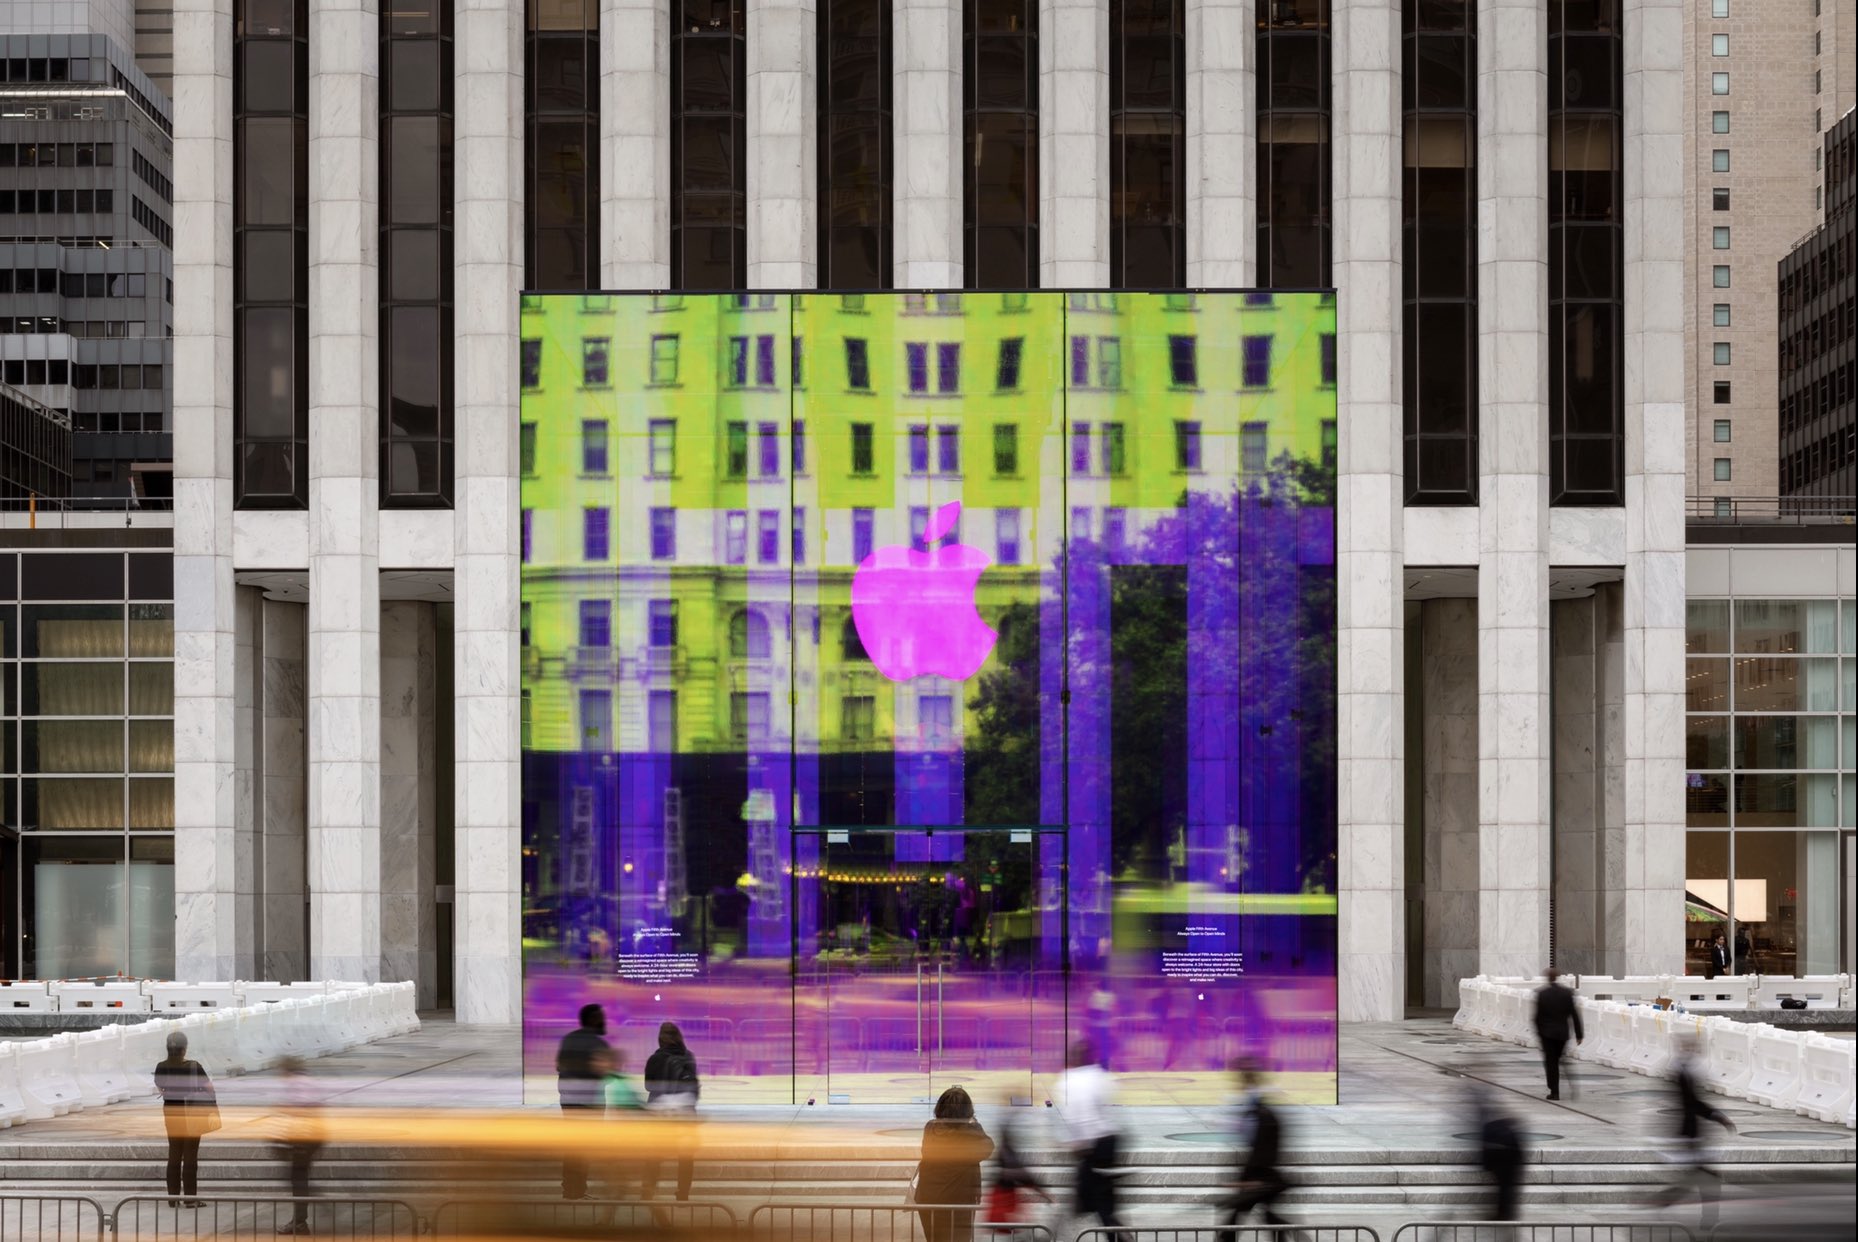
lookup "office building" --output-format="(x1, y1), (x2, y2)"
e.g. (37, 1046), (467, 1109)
(1777, 107), (1855, 502)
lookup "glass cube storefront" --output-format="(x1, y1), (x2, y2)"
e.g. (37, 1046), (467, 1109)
(519, 292), (1338, 1103)
(0, 547), (175, 978)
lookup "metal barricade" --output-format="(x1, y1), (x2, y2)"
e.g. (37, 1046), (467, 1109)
(1075, 1228), (1377, 1242)
(110, 1195), (422, 1241)
(749, 1203), (1053, 1242)
(1389, 1224), (1695, 1242)
(0, 1195), (106, 1242)
(430, 1198), (738, 1238)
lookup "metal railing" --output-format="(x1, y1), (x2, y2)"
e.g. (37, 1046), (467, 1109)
(1389, 1225), (1695, 1242)
(748, 1203), (1052, 1242)
(1076, 1229), (1379, 1242)
(110, 1196), (422, 1241)
(431, 1198), (739, 1237)
(0, 1195), (105, 1242)
(1685, 495), (1854, 525)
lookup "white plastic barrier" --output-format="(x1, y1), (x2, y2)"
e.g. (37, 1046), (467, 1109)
(146, 982), (243, 1011)
(1671, 976), (1751, 1010)
(118, 1017), (173, 1095)
(385, 982), (420, 1036)
(238, 981), (331, 1004)
(1793, 1034), (1855, 1125)
(234, 1000), (284, 1072)
(0, 1046), (31, 1128)
(1590, 1002), (1638, 1069)
(1744, 1028), (1805, 1110)
(1703, 1018), (1757, 1096)
(0, 980), (56, 1012)
(74, 1027), (135, 1106)
(183, 1008), (248, 1078)
(15, 1032), (86, 1120)
(1578, 975), (1670, 1004)
(1627, 1006), (1680, 1076)
(270, 997), (315, 1061)
(1754, 975), (1845, 1008)
(53, 980), (153, 1013)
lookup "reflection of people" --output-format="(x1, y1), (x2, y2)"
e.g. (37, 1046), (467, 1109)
(1705, 932), (1730, 980)
(154, 1031), (219, 1207)
(916, 1086), (994, 1242)
(556, 1004), (611, 1200)
(643, 1021), (700, 1201)
(273, 1057), (322, 1234)
(1531, 967), (1583, 1101)
(1732, 926), (1752, 974)
(1217, 1059), (1291, 1237)
(1056, 1041), (1123, 1228)
(984, 1093), (1052, 1225)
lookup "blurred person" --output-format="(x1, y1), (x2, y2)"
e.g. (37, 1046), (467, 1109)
(1706, 931), (1731, 980)
(1055, 1040), (1124, 1229)
(642, 1021), (701, 1202)
(1732, 926), (1753, 974)
(556, 1003), (612, 1200)
(915, 1086), (995, 1242)
(600, 1048), (644, 1201)
(1531, 967), (1583, 1100)
(1652, 1033), (1736, 1229)
(273, 1057), (322, 1235)
(1468, 1081), (1525, 1225)
(1216, 1059), (1293, 1239)
(154, 1030), (220, 1207)
(984, 1093), (1052, 1228)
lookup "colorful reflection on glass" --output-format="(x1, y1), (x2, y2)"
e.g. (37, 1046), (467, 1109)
(520, 292), (1339, 1104)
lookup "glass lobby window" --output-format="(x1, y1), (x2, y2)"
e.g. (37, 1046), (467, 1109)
(381, 1), (454, 507)
(1402, 0), (1477, 504)
(1256, 0), (1331, 288)
(234, 0), (309, 508)
(964, 0), (1037, 287)
(818, 0), (893, 289)
(1547, 0), (1623, 505)
(526, 0), (599, 288)
(1109, 0), (1184, 288)
(672, 0), (746, 288)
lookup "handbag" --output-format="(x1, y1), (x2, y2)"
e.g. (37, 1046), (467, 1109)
(903, 1165), (920, 1205)
(198, 1102), (223, 1135)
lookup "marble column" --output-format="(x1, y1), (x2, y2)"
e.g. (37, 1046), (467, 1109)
(1039, 0), (1108, 286)
(1332, 0), (1406, 1022)
(603, 0), (671, 287)
(894, 0), (962, 286)
(1184, 0), (1252, 287)
(261, 599), (310, 982)
(171, 0), (241, 982)
(748, 0), (816, 286)
(381, 602), (439, 1003)
(1475, 0), (1551, 980)
(1421, 598), (1479, 1008)
(453, 0), (524, 1024)
(307, 0), (383, 983)
(1620, 0), (1687, 974)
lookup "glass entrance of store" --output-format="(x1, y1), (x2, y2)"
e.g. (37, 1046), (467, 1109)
(797, 827), (1056, 1105)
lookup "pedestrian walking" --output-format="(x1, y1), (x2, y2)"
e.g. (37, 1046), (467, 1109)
(1531, 967), (1583, 1100)
(983, 1095), (1052, 1229)
(915, 1086), (994, 1242)
(1054, 1040), (1123, 1229)
(555, 1003), (612, 1200)
(1217, 1059), (1294, 1239)
(153, 1030), (220, 1207)
(1470, 1084), (1524, 1224)
(642, 1021), (700, 1202)
(1652, 1033), (1736, 1229)
(272, 1057), (322, 1235)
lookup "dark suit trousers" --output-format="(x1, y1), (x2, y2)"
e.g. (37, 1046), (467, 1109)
(166, 1137), (201, 1197)
(1541, 1036), (1568, 1095)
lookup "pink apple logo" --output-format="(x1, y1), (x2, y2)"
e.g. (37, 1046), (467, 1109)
(851, 501), (998, 682)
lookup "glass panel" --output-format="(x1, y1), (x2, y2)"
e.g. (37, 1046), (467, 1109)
(129, 662), (175, 716)
(1733, 657), (1840, 712)
(24, 837), (125, 976)
(1687, 658), (1729, 712)
(1734, 600), (1841, 654)
(1735, 774), (1841, 828)
(127, 603), (174, 658)
(129, 721), (174, 772)
(129, 836), (177, 978)
(23, 720), (124, 773)
(22, 605), (123, 658)
(1734, 831), (1842, 974)
(23, 777), (124, 830)
(1687, 600), (1729, 653)
(24, 662), (125, 715)
(1734, 715), (1841, 770)
(1686, 772), (1729, 829)
(1683, 830), (1729, 973)
(1686, 715), (1728, 769)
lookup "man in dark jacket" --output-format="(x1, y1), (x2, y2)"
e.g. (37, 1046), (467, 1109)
(1705, 932), (1731, 980)
(1531, 967), (1583, 1101)
(1218, 1059), (1292, 1240)
(1654, 1034), (1736, 1227)
(555, 1003), (611, 1200)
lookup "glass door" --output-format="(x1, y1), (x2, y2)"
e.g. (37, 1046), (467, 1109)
(800, 826), (1049, 1105)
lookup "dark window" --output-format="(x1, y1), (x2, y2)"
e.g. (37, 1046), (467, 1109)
(583, 506), (610, 560)
(1712, 187), (1729, 210)
(1402, 0), (1477, 504)
(819, 0), (893, 288)
(851, 508), (875, 562)
(964, 0), (1038, 286)
(526, 0), (599, 288)
(1168, 334), (1197, 386)
(520, 338), (541, 387)
(726, 420), (749, 476)
(650, 507), (676, 559)
(235, 0), (309, 508)
(850, 421), (874, 473)
(582, 336), (609, 385)
(845, 336), (871, 388)
(672, 0), (746, 288)
(1258, 0), (1332, 288)
(1174, 419), (1202, 470)
(1713, 381), (1731, 404)
(996, 336), (1023, 389)
(993, 422), (1019, 474)
(579, 599), (611, 647)
(1549, 0), (1624, 504)
(582, 419), (609, 473)
(1241, 334), (1272, 387)
(380, 1), (454, 507)
(1320, 332), (1336, 385)
(1110, 0), (1184, 287)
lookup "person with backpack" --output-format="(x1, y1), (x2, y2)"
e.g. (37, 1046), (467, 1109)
(642, 1021), (701, 1202)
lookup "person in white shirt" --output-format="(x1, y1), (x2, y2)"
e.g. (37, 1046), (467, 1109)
(1054, 1040), (1123, 1228)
